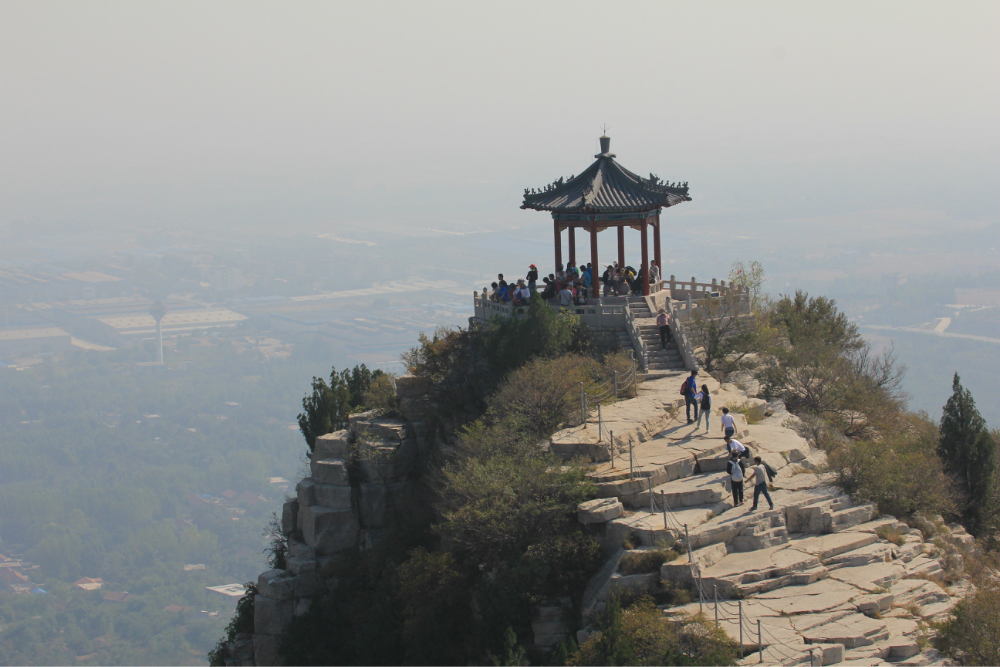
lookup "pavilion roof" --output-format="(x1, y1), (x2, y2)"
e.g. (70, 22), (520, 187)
(521, 138), (691, 214)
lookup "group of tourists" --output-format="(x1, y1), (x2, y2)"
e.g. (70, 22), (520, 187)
(681, 370), (776, 513)
(486, 260), (663, 307)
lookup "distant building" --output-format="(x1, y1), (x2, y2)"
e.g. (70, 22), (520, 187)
(221, 489), (237, 500)
(0, 327), (73, 357)
(102, 591), (131, 603)
(73, 577), (104, 591)
(183, 564), (206, 572)
(207, 583), (246, 599)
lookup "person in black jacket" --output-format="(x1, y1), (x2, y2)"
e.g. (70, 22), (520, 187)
(727, 451), (746, 506)
(526, 264), (538, 292)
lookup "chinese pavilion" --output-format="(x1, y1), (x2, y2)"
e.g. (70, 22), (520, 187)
(521, 135), (691, 297)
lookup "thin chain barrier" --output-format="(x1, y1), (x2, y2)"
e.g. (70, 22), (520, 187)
(652, 489), (809, 666)
(581, 351), (640, 443)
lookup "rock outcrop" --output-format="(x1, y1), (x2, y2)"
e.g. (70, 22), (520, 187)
(569, 372), (973, 665)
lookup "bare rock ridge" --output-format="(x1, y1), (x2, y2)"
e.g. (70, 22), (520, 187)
(568, 372), (973, 666)
(247, 374), (434, 665)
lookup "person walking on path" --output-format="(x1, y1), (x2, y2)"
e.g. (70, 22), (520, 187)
(526, 264), (538, 293)
(747, 456), (775, 512)
(720, 407), (736, 439)
(656, 309), (672, 349)
(727, 451), (746, 506)
(684, 370), (699, 423)
(696, 384), (712, 432)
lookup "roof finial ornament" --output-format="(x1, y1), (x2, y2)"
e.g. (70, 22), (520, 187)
(601, 123), (610, 137)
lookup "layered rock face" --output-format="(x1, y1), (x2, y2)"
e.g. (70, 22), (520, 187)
(242, 403), (428, 665)
(569, 373), (974, 666)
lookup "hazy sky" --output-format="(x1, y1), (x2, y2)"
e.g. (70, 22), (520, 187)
(3, 1), (1000, 233)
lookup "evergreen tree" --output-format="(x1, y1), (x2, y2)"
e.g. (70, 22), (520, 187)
(939, 373), (996, 533)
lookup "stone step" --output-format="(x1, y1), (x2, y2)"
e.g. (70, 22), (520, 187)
(831, 504), (878, 532)
(731, 526), (789, 553)
(632, 473), (729, 510)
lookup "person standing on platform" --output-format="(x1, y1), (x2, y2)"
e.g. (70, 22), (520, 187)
(649, 260), (660, 291)
(696, 384), (712, 432)
(727, 451), (745, 506)
(684, 370), (699, 423)
(720, 407), (736, 439)
(526, 264), (538, 293)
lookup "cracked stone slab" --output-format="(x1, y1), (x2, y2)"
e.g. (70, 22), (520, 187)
(801, 612), (890, 648)
(787, 532), (879, 561)
(828, 562), (906, 592)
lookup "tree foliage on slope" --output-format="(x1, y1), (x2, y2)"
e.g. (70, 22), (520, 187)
(297, 364), (387, 451)
(939, 373), (997, 534)
(401, 293), (587, 422)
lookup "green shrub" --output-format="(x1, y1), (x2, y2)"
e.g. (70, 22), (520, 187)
(829, 412), (956, 520)
(935, 583), (1000, 665)
(207, 582), (257, 666)
(875, 525), (906, 547)
(726, 401), (766, 426)
(568, 596), (738, 666)
(618, 549), (679, 575)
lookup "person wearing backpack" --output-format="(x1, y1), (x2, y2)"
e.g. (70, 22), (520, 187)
(696, 384), (712, 432)
(683, 370), (699, 424)
(727, 451), (746, 506)
(747, 455), (775, 512)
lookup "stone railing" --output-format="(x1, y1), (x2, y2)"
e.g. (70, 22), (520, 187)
(624, 301), (647, 372)
(661, 275), (747, 302)
(473, 291), (628, 329)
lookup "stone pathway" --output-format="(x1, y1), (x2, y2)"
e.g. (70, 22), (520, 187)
(562, 374), (971, 666)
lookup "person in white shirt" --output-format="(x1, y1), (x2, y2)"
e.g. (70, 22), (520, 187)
(746, 455), (775, 511)
(727, 451), (745, 506)
(724, 435), (750, 459)
(558, 286), (574, 307)
(720, 407), (736, 439)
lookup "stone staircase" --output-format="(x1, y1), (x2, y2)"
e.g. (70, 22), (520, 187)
(625, 297), (686, 372)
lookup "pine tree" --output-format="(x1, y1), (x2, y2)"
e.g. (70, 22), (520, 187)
(939, 373), (995, 532)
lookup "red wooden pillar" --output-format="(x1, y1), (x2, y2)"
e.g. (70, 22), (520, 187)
(554, 219), (562, 271)
(617, 225), (625, 268)
(641, 221), (650, 296)
(590, 223), (600, 299)
(568, 225), (576, 266)
(653, 215), (662, 290)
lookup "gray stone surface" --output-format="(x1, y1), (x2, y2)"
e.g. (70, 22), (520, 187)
(358, 481), (412, 528)
(314, 482), (353, 509)
(296, 478), (316, 508)
(300, 504), (358, 555)
(577, 497), (624, 524)
(253, 632), (283, 666)
(314, 430), (350, 459)
(311, 458), (350, 486)
(254, 594), (294, 636)
(257, 570), (294, 600)
(281, 498), (298, 537)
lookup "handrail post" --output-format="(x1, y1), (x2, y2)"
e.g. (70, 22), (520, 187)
(598, 403), (603, 443)
(739, 600), (744, 659)
(610, 431), (615, 467)
(757, 620), (762, 664)
(614, 371), (618, 400)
